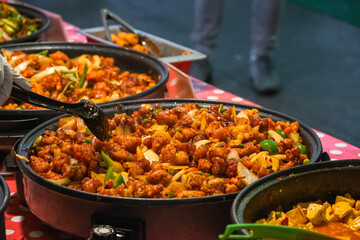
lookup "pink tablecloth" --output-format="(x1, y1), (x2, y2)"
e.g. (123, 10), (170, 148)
(3, 22), (360, 240)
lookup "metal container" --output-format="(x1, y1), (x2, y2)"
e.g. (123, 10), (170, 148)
(79, 25), (206, 73)
(0, 42), (169, 150)
(231, 160), (360, 228)
(13, 99), (323, 240)
(0, 2), (50, 45)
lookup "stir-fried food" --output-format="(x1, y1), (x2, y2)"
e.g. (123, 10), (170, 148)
(111, 32), (148, 53)
(0, 3), (41, 42)
(28, 103), (309, 198)
(0, 49), (156, 109)
(256, 194), (360, 240)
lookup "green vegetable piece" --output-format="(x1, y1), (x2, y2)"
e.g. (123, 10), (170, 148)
(0, 31), (3, 38)
(260, 139), (278, 155)
(104, 167), (114, 183)
(32, 135), (42, 148)
(238, 144), (244, 148)
(303, 158), (310, 165)
(175, 127), (180, 132)
(126, 156), (132, 162)
(101, 151), (124, 173)
(61, 70), (77, 78)
(216, 144), (224, 148)
(85, 127), (92, 135)
(196, 103), (204, 109)
(143, 118), (149, 123)
(77, 65), (88, 88)
(85, 138), (91, 143)
(218, 104), (224, 113)
(27, 24), (36, 32)
(275, 129), (287, 138)
(4, 24), (14, 33)
(167, 192), (176, 198)
(114, 174), (125, 188)
(296, 142), (307, 154)
(275, 211), (282, 219)
(267, 164), (273, 169)
(37, 50), (48, 56)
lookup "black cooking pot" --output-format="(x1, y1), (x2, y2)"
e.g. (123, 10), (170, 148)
(13, 99), (323, 240)
(0, 42), (169, 150)
(231, 159), (360, 232)
(0, 3), (50, 45)
(0, 175), (10, 240)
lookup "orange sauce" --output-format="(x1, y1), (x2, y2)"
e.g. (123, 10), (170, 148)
(314, 222), (360, 240)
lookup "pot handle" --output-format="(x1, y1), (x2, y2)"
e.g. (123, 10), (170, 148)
(316, 152), (331, 162)
(5, 139), (21, 172)
(91, 214), (145, 240)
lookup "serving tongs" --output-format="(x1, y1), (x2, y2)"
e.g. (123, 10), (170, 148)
(219, 224), (338, 240)
(100, 8), (161, 57)
(10, 82), (109, 141)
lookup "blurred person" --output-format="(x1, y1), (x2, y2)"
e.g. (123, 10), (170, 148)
(190, 0), (283, 93)
(0, 55), (32, 105)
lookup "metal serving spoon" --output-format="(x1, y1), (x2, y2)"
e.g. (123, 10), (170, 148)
(219, 224), (338, 240)
(10, 80), (109, 141)
(100, 8), (161, 58)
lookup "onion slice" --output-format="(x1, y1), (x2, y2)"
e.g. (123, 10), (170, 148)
(30, 66), (69, 82)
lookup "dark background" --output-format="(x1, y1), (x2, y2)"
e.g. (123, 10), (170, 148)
(23, 0), (360, 147)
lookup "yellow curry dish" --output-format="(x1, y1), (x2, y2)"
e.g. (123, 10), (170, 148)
(257, 194), (360, 240)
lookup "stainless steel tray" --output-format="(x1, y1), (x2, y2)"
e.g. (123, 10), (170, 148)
(78, 25), (206, 65)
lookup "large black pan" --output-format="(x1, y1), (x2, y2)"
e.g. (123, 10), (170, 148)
(231, 159), (360, 236)
(0, 3), (50, 45)
(0, 42), (169, 149)
(0, 175), (9, 240)
(13, 99), (323, 240)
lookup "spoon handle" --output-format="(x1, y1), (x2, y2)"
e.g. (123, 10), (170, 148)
(219, 224), (338, 240)
(11, 84), (82, 114)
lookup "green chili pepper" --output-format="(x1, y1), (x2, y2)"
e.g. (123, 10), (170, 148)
(37, 50), (48, 56)
(85, 127), (92, 135)
(238, 144), (244, 148)
(218, 104), (224, 113)
(32, 135), (42, 148)
(104, 167), (114, 183)
(275, 129), (287, 138)
(296, 142), (307, 154)
(77, 65), (88, 88)
(260, 139), (278, 155)
(303, 158), (310, 165)
(114, 174), (125, 188)
(101, 151), (123, 172)
(167, 192), (176, 198)
(4, 24), (14, 33)
(85, 138), (91, 143)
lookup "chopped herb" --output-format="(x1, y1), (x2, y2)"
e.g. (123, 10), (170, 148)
(196, 103), (204, 109)
(167, 192), (176, 198)
(77, 65), (88, 88)
(143, 118), (149, 123)
(238, 144), (244, 148)
(126, 156), (132, 162)
(197, 172), (205, 176)
(175, 127), (180, 132)
(72, 162), (78, 166)
(218, 104), (224, 113)
(61, 70), (77, 78)
(85, 138), (91, 143)
(37, 50), (48, 56)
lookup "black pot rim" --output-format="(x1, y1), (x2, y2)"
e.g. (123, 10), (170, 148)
(15, 98), (322, 206)
(0, 175), (10, 215)
(231, 159), (360, 224)
(0, 2), (50, 45)
(0, 42), (169, 118)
